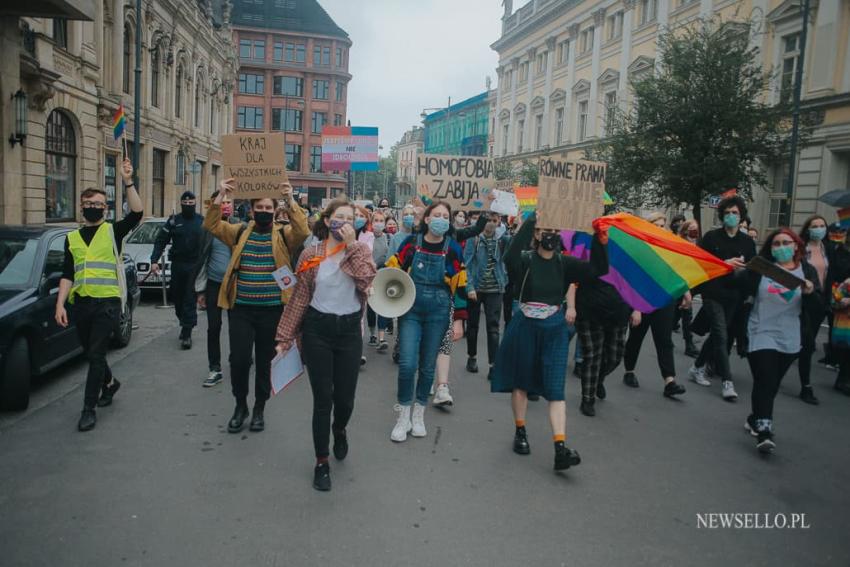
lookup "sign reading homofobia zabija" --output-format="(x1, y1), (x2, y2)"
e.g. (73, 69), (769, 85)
(221, 133), (289, 199)
(416, 154), (496, 209)
(537, 157), (607, 232)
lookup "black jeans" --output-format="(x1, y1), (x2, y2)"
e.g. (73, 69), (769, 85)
(623, 302), (676, 379)
(466, 292), (503, 365)
(502, 287), (514, 326)
(170, 260), (197, 331)
(302, 308), (363, 459)
(73, 297), (119, 409)
(674, 304), (694, 344)
(695, 298), (738, 381)
(205, 280), (226, 372)
(748, 349), (797, 423)
(228, 304), (283, 406)
(366, 305), (388, 333)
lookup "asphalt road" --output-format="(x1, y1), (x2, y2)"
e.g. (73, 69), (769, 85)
(1, 300), (848, 567)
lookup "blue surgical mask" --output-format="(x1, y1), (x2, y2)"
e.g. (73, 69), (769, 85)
(429, 217), (450, 236)
(403, 214), (415, 228)
(495, 224), (507, 240)
(771, 245), (795, 264)
(723, 213), (740, 229)
(354, 217), (366, 230)
(809, 227), (826, 241)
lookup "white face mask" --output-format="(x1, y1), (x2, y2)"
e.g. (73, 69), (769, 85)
(495, 224), (507, 240)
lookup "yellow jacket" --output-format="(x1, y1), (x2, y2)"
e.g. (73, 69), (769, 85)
(203, 203), (310, 309)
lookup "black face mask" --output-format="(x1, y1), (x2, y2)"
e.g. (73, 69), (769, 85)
(181, 205), (195, 218)
(254, 211), (274, 228)
(82, 207), (104, 222)
(539, 232), (560, 251)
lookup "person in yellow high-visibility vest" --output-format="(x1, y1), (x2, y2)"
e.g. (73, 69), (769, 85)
(55, 158), (143, 432)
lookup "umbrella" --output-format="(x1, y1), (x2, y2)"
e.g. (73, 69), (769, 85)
(818, 189), (850, 207)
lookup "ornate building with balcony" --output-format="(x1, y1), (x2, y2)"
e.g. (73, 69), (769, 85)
(0, 0), (237, 224)
(395, 125), (424, 205)
(230, 0), (350, 209)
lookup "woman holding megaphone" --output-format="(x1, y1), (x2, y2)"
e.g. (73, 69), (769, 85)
(275, 198), (377, 491)
(386, 201), (469, 442)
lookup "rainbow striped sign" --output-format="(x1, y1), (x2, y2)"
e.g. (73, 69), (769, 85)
(838, 206), (850, 229)
(321, 126), (379, 171)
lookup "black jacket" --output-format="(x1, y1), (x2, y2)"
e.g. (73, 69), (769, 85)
(151, 213), (204, 264)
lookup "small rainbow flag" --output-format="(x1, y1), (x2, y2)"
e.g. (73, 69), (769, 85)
(515, 186), (538, 213)
(592, 213), (732, 313)
(838, 206), (850, 229)
(112, 104), (126, 141)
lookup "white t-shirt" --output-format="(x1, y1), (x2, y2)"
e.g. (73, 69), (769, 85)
(309, 251), (360, 315)
(747, 265), (804, 354)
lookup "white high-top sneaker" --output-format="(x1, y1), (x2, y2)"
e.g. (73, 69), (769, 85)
(391, 404), (412, 442)
(411, 403), (427, 437)
(433, 383), (454, 407)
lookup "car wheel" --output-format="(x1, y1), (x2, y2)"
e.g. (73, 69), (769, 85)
(0, 337), (31, 411)
(111, 302), (133, 349)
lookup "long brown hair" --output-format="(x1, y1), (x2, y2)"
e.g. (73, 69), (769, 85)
(759, 227), (805, 266)
(313, 197), (354, 240)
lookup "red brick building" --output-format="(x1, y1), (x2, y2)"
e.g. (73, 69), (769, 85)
(230, 0), (350, 207)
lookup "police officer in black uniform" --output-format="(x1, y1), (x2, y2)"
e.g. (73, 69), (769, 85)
(151, 190), (204, 349)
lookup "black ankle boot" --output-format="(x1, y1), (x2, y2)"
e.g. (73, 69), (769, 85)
(513, 426), (530, 455)
(580, 399), (595, 416)
(332, 428), (349, 460)
(554, 441), (581, 471)
(228, 403), (249, 433)
(313, 462), (331, 491)
(249, 405), (265, 432)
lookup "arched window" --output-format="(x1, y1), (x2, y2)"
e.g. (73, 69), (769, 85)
(45, 110), (77, 221)
(175, 64), (183, 118)
(210, 95), (217, 135)
(123, 24), (132, 93)
(194, 74), (202, 128)
(151, 45), (160, 108)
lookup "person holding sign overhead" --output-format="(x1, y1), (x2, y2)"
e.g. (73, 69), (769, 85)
(491, 211), (609, 472)
(204, 178), (309, 434)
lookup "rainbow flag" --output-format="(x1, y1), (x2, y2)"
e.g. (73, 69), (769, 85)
(838, 207), (850, 229)
(112, 104), (126, 141)
(515, 186), (538, 213)
(560, 229), (592, 260)
(832, 283), (850, 346)
(592, 213), (732, 313)
(603, 191), (614, 206)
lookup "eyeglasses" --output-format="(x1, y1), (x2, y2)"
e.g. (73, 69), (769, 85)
(82, 201), (106, 209)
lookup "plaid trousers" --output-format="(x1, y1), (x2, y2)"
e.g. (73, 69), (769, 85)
(576, 319), (628, 402)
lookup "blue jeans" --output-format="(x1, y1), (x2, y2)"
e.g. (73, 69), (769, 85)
(397, 286), (451, 405)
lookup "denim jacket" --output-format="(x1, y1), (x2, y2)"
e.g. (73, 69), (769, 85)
(463, 233), (509, 294)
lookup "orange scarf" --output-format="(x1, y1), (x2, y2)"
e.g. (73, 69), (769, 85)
(297, 242), (346, 273)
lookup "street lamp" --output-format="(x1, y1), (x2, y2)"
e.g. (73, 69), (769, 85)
(9, 89), (27, 147)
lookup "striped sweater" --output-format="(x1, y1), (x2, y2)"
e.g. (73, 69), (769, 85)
(235, 231), (281, 306)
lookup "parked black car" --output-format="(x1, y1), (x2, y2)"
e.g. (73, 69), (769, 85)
(0, 225), (141, 411)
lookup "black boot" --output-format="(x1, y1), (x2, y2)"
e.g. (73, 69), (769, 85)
(313, 462), (331, 491)
(580, 398), (596, 417)
(249, 404), (265, 432)
(799, 385), (819, 405)
(513, 426), (530, 455)
(228, 403), (250, 433)
(466, 357), (479, 373)
(332, 427), (349, 460)
(554, 441), (581, 471)
(77, 408), (96, 432)
(96, 378), (121, 407)
(623, 371), (640, 388)
(663, 380), (686, 398)
(180, 327), (192, 350)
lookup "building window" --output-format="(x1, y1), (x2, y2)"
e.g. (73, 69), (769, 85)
(605, 91), (618, 135)
(45, 110), (76, 221)
(581, 27), (595, 54)
(310, 146), (322, 172)
(557, 40), (569, 65)
(273, 76), (303, 97)
(285, 43), (306, 63)
(175, 65), (183, 118)
(536, 52), (547, 74)
(534, 114), (543, 149)
(502, 69), (513, 90)
(176, 151), (186, 185)
(336, 47), (343, 67)
(210, 96), (217, 135)
(194, 79), (202, 128)
(313, 45), (331, 66)
(578, 100), (589, 141)
(780, 34), (800, 103)
(313, 80), (329, 99)
(103, 154), (117, 221)
(151, 46), (160, 108)
(286, 143), (302, 171)
(336, 81), (345, 102)
(640, 0), (658, 25)
(123, 25), (132, 93)
(519, 62), (529, 82)
(53, 18), (68, 49)
(152, 149), (166, 217)
(555, 107), (564, 145)
(273, 41), (283, 61)
(768, 195), (789, 228)
(516, 119), (524, 153)
(607, 11), (623, 41)
(239, 39), (252, 59)
(237, 106), (264, 130)
(239, 73), (265, 94)
(311, 111), (327, 134)
(272, 108), (302, 131)
(334, 113), (343, 126)
(254, 40), (265, 60)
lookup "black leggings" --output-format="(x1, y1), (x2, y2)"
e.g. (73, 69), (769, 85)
(747, 349), (797, 424)
(797, 311), (825, 389)
(623, 302), (676, 379)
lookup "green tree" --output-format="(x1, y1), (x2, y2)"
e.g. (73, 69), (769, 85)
(592, 20), (802, 225)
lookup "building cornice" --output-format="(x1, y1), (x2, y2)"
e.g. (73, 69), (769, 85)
(491, 0), (583, 53)
(232, 25), (353, 46)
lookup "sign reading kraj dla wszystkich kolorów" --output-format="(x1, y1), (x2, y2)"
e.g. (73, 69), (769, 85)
(416, 153), (497, 210)
(221, 133), (289, 199)
(321, 126), (379, 171)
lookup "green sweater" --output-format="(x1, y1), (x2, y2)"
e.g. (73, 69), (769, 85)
(503, 218), (608, 306)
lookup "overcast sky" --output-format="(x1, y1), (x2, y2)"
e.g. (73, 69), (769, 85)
(318, 0), (507, 155)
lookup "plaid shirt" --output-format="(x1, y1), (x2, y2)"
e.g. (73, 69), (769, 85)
(275, 240), (377, 346)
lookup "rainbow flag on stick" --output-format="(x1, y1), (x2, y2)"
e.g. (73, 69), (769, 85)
(592, 213), (732, 313)
(838, 206), (850, 229)
(112, 104), (126, 140)
(515, 186), (538, 213)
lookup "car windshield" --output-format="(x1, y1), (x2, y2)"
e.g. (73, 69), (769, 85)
(0, 238), (39, 288)
(127, 221), (164, 244)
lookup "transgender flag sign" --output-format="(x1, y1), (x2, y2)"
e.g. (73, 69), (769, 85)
(321, 126), (379, 171)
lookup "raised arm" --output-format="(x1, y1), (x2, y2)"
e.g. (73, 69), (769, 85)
(503, 214), (535, 276)
(280, 183), (310, 254)
(203, 179), (243, 248)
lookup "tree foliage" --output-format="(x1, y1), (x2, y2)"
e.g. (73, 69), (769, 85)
(352, 144), (399, 204)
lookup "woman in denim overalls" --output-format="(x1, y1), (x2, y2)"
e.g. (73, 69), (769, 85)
(385, 202), (467, 442)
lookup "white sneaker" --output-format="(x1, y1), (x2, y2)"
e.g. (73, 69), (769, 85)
(391, 404), (412, 442)
(688, 365), (711, 387)
(722, 380), (738, 401)
(411, 403), (427, 437)
(433, 383), (454, 407)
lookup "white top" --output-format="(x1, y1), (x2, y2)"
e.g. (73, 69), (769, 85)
(747, 264), (803, 354)
(310, 251), (361, 315)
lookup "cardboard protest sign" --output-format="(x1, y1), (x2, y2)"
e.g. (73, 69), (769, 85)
(537, 158), (606, 232)
(746, 256), (805, 290)
(416, 154), (496, 210)
(221, 133), (288, 199)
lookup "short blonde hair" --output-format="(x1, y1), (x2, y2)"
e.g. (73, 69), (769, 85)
(646, 212), (667, 225)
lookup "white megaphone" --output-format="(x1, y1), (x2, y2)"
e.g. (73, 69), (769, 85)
(368, 268), (416, 318)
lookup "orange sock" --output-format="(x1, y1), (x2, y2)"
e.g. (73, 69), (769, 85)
(553, 434), (566, 443)
(515, 419), (526, 428)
